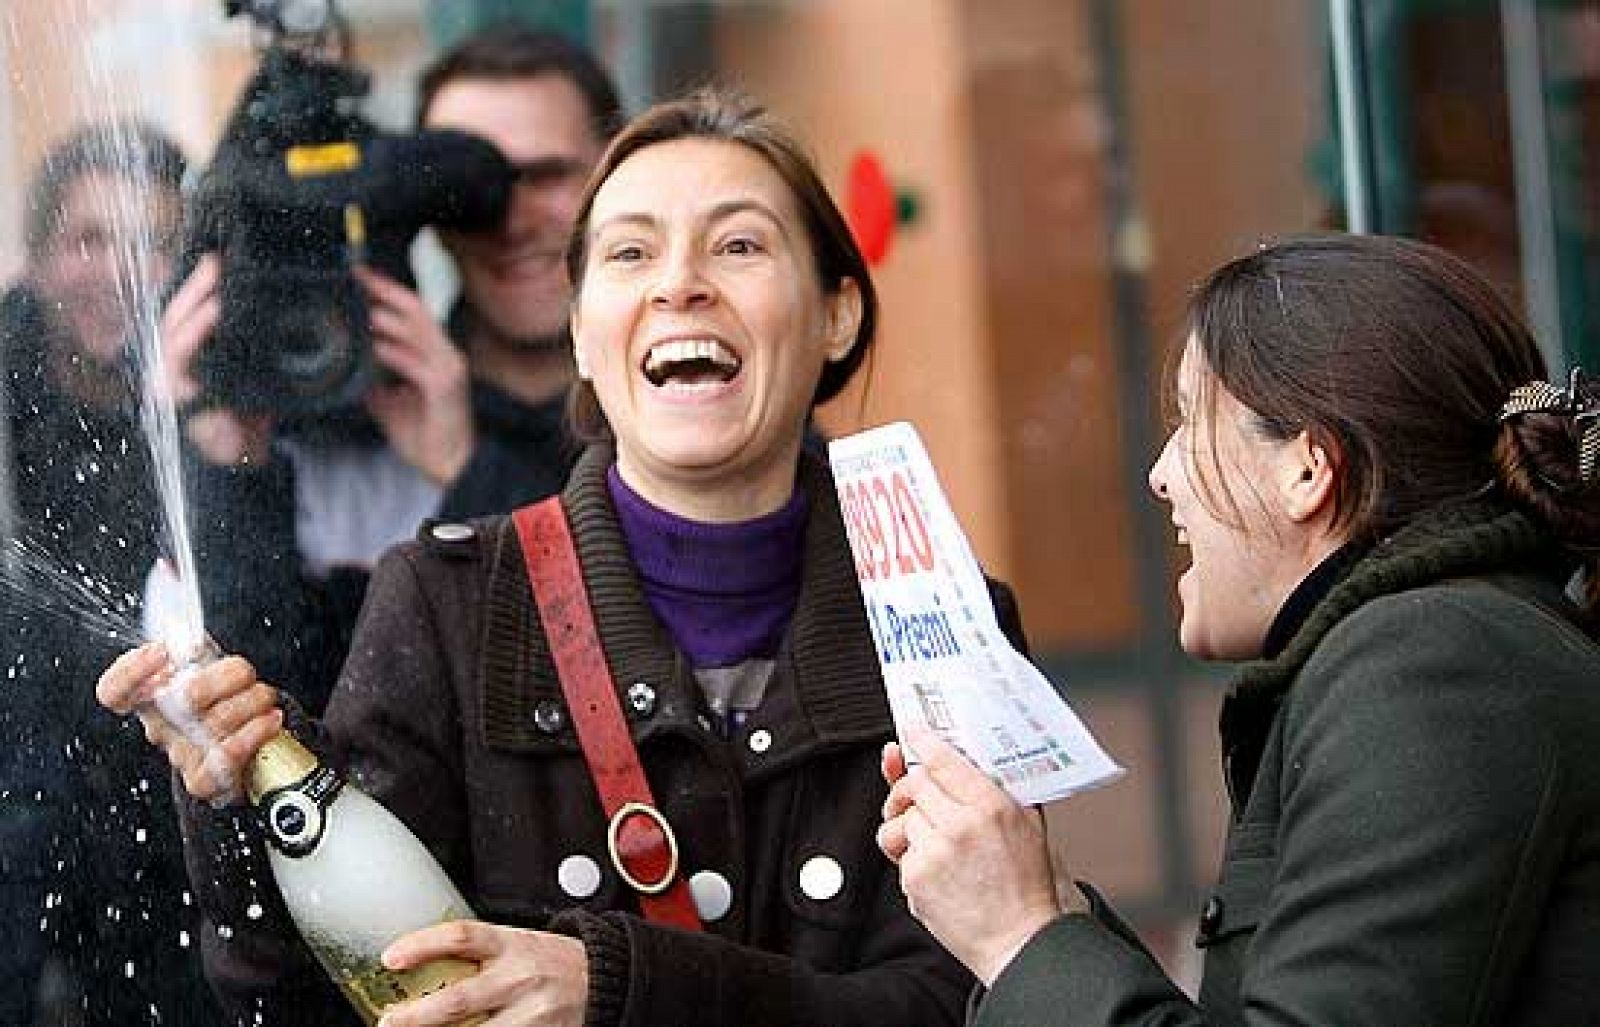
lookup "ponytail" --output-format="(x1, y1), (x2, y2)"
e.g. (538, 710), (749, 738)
(1495, 368), (1600, 631)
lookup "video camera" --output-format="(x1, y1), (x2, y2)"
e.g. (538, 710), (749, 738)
(182, 0), (513, 416)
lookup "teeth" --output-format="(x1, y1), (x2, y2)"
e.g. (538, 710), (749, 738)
(644, 339), (739, 377)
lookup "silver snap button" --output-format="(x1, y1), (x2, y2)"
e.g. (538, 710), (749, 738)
(430, 522), (476, 543)
(799, 855), (844, 901)
(748, 729), (773, 754)
(533, 700), (566, 735)
(626, 682), (657, 719)
(557, 855), (602, 899)
(689, 870), (733, 922)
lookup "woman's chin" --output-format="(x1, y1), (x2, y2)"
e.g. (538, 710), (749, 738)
(635, 434), (738, 474)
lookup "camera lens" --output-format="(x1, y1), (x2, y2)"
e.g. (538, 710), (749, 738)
(211, 261), (372, 415)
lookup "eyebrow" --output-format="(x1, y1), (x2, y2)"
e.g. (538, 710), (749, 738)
(590, 198), (790, 239)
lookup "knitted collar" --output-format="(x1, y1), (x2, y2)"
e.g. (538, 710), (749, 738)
(1234, 498), (1551, 702)
(480, 442), (890, 753)
(1219, 498), (1557, 803)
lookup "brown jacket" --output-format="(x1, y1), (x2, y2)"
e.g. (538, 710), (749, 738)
(190, 444), (1017, 1026)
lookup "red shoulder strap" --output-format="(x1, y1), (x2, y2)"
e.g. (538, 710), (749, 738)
(510, 498), (702, 931)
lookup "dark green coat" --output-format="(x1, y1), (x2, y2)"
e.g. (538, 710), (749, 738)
(977, 500), (1600, 1026)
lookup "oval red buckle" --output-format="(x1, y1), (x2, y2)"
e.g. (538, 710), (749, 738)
(606, 801), (680, 896)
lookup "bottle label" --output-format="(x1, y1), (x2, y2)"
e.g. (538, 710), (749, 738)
(259, 766), (346, 858)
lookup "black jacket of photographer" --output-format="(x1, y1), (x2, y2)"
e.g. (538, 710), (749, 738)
(188, 317), (575, 716)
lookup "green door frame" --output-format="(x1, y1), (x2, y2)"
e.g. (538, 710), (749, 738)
(1328, 0), (1589, 370)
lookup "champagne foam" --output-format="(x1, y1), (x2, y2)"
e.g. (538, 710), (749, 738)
(152, 669), (243, 803)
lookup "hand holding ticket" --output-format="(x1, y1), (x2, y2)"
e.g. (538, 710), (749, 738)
(830, 421), (1122, 806)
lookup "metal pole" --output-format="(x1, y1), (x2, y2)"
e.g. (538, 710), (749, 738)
(1330, 0), (1379, 233)
(609, 0), (655, 114)
(1500, 0), (1567, 373)
(1085, 0), (1198, 925)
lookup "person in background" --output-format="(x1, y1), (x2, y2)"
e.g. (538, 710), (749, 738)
(880, 233), (1600, 1025)
(99, 88), (1019, 1027)
(0, 120), (222, 1025)
(150, 24), (623, 715)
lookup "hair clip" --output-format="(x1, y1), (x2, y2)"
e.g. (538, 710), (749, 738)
(1575, 368), (1599, 484)
(1501, 367), (1600, 483)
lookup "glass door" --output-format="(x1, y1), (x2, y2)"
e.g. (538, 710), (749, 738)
(1331, 0), (1600, 371)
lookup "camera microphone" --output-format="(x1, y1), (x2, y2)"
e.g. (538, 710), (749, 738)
(359, 129), (512, 236)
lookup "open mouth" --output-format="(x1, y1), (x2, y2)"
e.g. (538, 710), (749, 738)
(643, 339), (742, 388)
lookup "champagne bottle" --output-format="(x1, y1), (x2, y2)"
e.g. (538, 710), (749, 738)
(167, 643), (482, 1025)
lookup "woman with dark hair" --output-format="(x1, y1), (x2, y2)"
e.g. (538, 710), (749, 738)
(880, 233), (1600, 1025)
(96, 90), (1006, 1026)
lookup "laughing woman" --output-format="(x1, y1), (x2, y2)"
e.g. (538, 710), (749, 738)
(880, 234), (1600, 1025)
(97, 90), (1020, 1027)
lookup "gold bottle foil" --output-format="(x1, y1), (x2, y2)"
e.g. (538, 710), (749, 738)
(247, 731), (320, 801)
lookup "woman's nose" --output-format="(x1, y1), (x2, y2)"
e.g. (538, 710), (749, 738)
(1148, 435), (1174, 499)
(650, 254), (713, 309)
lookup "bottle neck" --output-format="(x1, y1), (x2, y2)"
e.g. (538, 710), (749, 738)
(248, 730), (321, 804)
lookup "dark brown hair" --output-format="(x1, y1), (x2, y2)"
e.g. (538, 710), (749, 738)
(25, 120), (186, 262)
(562, 88), (879, 440)
(416, 23), (624, 142)
(1182, 232), (1598, 618)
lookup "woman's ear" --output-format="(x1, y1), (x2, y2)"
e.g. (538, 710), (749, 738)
(1281, 431), (1338, 525)
(823, 279), (863, 363)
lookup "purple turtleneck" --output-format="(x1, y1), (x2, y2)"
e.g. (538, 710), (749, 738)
(607, 465), (808, 669)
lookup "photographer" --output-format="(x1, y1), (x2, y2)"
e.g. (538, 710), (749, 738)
(149, 25), (624, 715)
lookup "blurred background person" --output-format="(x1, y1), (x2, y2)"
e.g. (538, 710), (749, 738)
(148, 24), (624, 716)
(0, 120), (221, 1025)
(880, 233), (1600, 1025)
